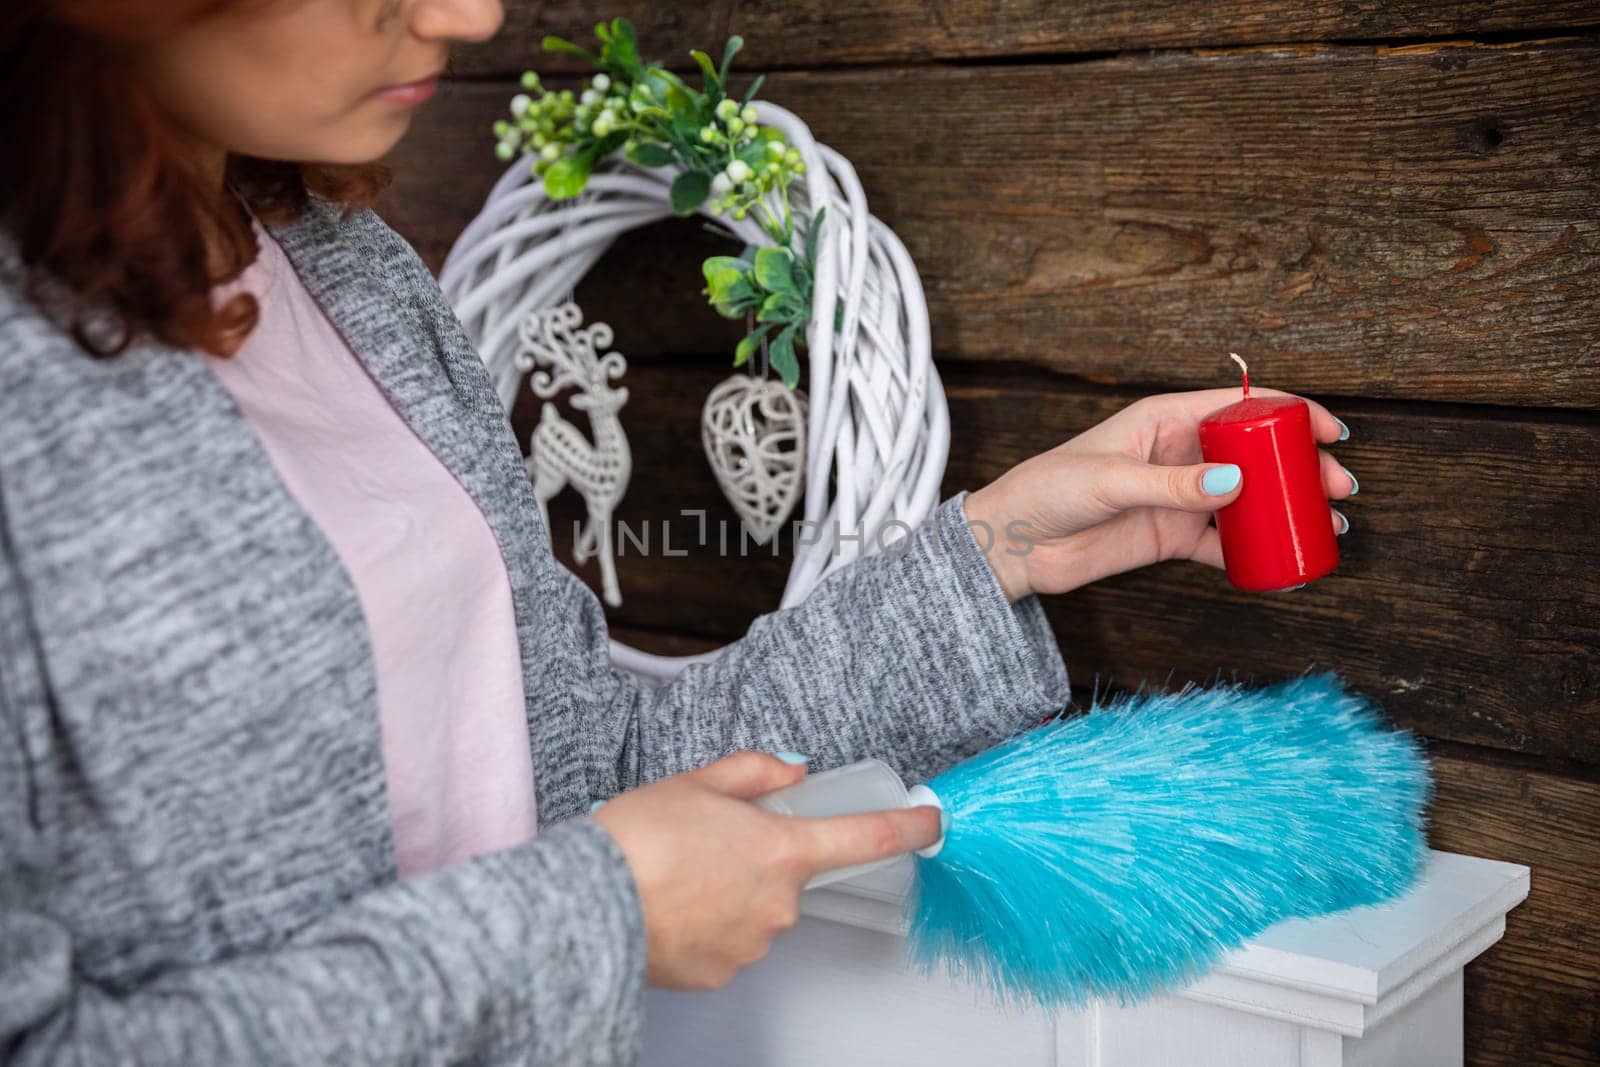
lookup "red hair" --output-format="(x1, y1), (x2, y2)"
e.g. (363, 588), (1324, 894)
(0, 1), (392, 358)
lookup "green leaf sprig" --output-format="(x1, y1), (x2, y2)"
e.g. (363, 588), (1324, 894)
(699, 208), (825, 388)
(491, 19), (820, 389)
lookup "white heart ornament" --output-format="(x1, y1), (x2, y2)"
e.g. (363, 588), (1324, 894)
(701, 376), (807, 545)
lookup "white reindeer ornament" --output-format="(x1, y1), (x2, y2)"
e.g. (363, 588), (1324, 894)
(515, 302), (632, 607)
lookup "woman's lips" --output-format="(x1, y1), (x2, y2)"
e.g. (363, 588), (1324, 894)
(374, 72), (441, 106)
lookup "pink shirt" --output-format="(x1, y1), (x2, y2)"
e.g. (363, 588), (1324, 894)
(207, 220), (537, 879)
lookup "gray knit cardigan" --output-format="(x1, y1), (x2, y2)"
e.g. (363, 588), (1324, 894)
(0, 199), (1070, 1065)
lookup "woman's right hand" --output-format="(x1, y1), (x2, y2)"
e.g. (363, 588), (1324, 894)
(590, 751), (940, 990)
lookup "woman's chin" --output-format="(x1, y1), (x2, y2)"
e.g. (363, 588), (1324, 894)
(299, 112), (416, 166)
(358, 114), (415, 159)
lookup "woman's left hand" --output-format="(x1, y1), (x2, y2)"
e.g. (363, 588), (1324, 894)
(963, 389), (1357, 602)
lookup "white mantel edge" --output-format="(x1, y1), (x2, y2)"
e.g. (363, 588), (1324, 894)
(799, 849), (1531, 1040)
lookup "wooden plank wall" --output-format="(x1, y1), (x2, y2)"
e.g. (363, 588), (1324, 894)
(376, 3), (1599, 1063)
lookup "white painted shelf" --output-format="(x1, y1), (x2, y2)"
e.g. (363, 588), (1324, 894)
(643, 850), (1529, 1066)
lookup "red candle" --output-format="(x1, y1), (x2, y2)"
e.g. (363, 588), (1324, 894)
(1198, 355), (1339, 591)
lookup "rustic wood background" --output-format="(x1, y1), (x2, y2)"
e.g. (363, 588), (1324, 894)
(375, 3), (1600, 1063)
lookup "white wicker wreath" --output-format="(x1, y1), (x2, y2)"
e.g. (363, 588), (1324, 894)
(440, 100), (949, 681)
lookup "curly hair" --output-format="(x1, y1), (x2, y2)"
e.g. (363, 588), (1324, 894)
(0, 1), (392, 358)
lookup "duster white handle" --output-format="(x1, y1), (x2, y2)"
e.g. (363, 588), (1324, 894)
(755, 758), (946, 890)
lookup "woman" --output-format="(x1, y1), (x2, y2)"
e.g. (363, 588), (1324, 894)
(0, 1), (1356, 1064)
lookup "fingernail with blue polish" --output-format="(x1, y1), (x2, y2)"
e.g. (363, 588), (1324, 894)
(589, 799), (606, 813)
(1334, 417), (1350, 442)
(1334, 509), (1350, 535)
(1343, 467), (1359, 495)
(1202, 464), (1243, 496)
(773, 751), (809, 765)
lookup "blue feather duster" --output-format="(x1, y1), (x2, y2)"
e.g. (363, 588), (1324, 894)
(903, 673), (1431, 1011)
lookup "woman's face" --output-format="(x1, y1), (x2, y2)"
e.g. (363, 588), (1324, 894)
(129, 0), (504, 166)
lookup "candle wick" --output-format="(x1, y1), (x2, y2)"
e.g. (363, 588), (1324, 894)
(1229, 352), (1250, 398)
